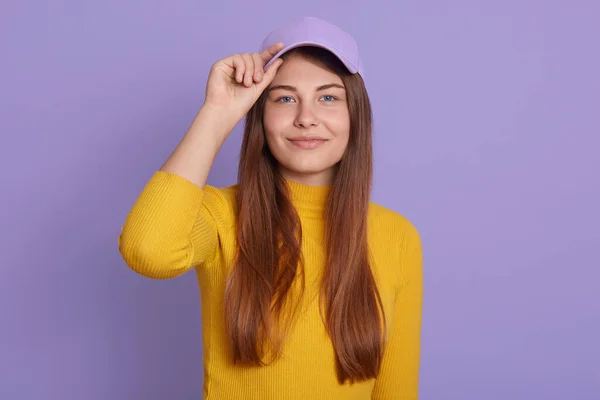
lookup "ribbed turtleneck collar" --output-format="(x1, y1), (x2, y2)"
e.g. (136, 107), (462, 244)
(285, 179), (330, 218)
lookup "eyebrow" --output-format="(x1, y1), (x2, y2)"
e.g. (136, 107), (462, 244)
(268, 83), (345, 93)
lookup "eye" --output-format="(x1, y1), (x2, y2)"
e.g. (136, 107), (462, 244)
(321, 95), (337, 102)
(275, 96), (295, 103)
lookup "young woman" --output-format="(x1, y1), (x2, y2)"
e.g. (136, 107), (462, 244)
(119, 16), (423, 399)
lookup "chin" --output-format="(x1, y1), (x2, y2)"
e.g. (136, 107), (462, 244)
(284, 155), (334, 172)
(267, 143), (344, 181)
(278, 158), (339, 178)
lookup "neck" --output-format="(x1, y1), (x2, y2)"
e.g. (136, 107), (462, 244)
(284, 178), (330, 218)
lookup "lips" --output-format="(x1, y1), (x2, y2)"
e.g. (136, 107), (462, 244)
(288, 137), (328, 150)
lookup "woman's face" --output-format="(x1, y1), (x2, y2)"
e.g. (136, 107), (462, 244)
(263, 53), (350, 186)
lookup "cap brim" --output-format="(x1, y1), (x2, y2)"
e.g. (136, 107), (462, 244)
(263, 41), (359, 74)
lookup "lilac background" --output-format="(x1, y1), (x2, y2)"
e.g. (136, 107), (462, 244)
(1, 1), (599, 399)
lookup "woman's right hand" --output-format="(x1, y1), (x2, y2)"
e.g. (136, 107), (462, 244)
(202, 42), (285, 124)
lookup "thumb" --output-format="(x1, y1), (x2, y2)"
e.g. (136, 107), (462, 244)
(257, 58), (283, 91)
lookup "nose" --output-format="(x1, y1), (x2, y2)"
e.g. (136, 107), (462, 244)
(294, 102), (319, 129)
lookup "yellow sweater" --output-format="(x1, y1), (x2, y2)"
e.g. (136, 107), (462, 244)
(118, 170), (423, 399)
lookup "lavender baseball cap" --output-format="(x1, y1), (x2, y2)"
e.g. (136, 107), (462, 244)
(261, 16), (364, 76)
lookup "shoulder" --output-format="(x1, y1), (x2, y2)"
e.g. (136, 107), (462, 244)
(203, 183), (239, 206)
(368, 200), (422, 257)
(367, 201), (422, 290)
(368, 201), (420, 239)
(196, 183), (239, 225)
(368, 201), (423, 285)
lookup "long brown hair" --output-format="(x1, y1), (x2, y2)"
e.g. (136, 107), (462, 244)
(224, 46), (386, 384)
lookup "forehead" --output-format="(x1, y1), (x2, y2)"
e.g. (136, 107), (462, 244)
(271, 53), (344, 86)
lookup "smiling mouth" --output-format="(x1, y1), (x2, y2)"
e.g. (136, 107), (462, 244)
(287, 138), (328, 150)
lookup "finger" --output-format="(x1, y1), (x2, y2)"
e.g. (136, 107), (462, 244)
(230, 54), (245, 83)
(241, 53), (254, 87)
(256, 58), (283, 91)
(251, 53), (264, 82)
(259, 42), (285, 63)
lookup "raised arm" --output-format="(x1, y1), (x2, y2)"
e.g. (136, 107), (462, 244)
(117, 44), (286, 279)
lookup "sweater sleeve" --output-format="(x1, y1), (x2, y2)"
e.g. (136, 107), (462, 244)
(372, 221), (423, 399)
(117, 170), (224, 279)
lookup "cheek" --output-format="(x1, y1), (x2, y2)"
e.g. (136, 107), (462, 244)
(263, 124), (287, 160)
(263, 104), (291, 128)
(326, 110), (351, 142)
